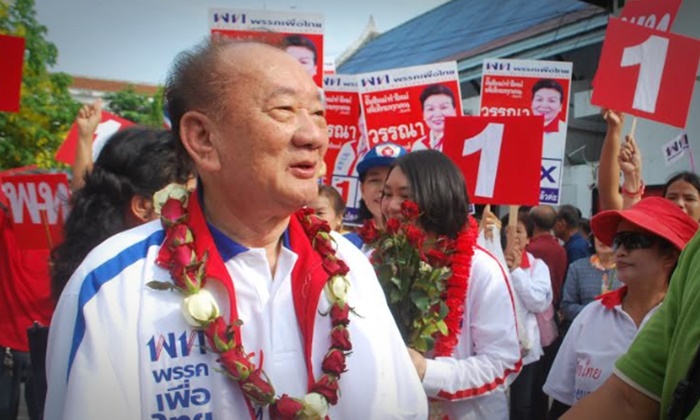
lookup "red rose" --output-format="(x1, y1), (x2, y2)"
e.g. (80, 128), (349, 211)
(425, 249), (450, 267)
(321, 349), (347, 376)
(405, 225), (425, 248)
(311, 375), (339, 405)
(386, 218), (401, 235)
(401, 200), (420, 220)
(314, 235), (335, 257)
(164, 224), (194, 249)
(241, 371), (276, 406)
(330, 303), (350, 327)
(297, 207), (315, 218)
(357, 220), (379, 244)
(161, 198), (187, 226)
(269, 394), (304, 419)
(219, 348), (254, 381)
(302, 214), (331, 238)
(323, 256), (349, 277)
(205, 316), (234, 352)
(171, 244), (197, 268)
(330, 326), (352, 351)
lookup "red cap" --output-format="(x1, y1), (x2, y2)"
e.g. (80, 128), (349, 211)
(591, 197), (698, 251)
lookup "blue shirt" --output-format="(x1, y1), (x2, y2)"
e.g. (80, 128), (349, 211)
(564, 232), (591, 265)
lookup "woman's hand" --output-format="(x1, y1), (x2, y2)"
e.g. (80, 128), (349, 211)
(480, 207), (502, 240)
(77, 99), (102, 141)
(504, 225), (522, 271)
(407, 347), (426, 381)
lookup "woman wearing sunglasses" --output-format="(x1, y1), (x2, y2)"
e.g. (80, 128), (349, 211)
(543, 197), (697, 417)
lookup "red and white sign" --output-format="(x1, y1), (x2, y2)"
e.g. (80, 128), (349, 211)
(358, 61), (462, 152)
(0, 34), (25, 113)
(1, 173), (70, 249)
(592, 17), (700, 129)
(209, 8), (324, 88)
(442, 116), (544, 206)
(480, 58), (573, 205)
(54, 111), (134, 165)
(620, 0), (683, 32)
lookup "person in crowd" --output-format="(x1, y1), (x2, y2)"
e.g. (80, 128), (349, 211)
(0, 181), (54, 420)
(560, 236), (622, 325)
(309, 184), (345, 232)
(44, 38), (427, 420)
(51, 126), (193, 300)
(500, 212), (552, 420)
(282, 34), (318, 78)
(382, 149), (521, 419)
(544, 197), (697, 418)
(71, 99), (102, 191)
(343, 142), (406, 252)
(525, 205), (567, 418)
(579, 218), (591, 243)
(598, 109), (700, 222)
(554, 204), (591, 265)
(411, 84), (458, 152)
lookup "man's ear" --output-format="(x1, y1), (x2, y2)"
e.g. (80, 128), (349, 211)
(130, 195), (155, 224)
(179, 110), (221, 172)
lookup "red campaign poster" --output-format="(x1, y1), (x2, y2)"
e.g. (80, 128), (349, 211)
(0, 165), (37, 208)
(0, 34), (25, 113)
(322, 75), (366, 223)
(55, 111), (134, 165)
(442, 116), (544, 206)
(209, 8), (324, 88)
(620, 0), (684, 32)
(358, 61), (462, 153)
(0, 173), (70, 249)
(592, 18), (700, 129)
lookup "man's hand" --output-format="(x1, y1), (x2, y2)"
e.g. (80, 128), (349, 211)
(77, 99), (102, 140)
(407, 347), (426, 381)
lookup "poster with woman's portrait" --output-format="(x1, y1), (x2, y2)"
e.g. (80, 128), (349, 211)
(209, 8), (324, 87)
(480, 59), (573, 205)
(357, 62), (463, 153)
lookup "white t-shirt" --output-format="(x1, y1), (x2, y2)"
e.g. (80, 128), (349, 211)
(543, 287), (660, 405)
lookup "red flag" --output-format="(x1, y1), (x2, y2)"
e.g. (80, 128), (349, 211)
(54, 111), (134, 165)
(0, 34), (25, 113)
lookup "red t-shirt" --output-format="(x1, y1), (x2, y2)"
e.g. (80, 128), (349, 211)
(527, 234), (568, 309)
(0, 210), (54, 351)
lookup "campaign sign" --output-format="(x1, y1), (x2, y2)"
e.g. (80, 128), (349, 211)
(662, 132), (689, 166)
(209, 8), (324, 88)
(1, 173), (70, 249)
(620, 0), (683, 32)
(592, 18), (700, 129)
(480, 59), (573, 205)
(357, 61), (462, 152)
(0, 34), (25, 113)
(442, 116), (544, 206)
(323, 74), (365, 224)
(55, 111), (134, 165)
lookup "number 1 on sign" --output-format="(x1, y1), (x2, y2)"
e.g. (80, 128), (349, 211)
(462, 123), (504, 199)
(621, 35), (669, 113)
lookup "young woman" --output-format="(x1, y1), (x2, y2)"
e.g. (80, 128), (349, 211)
(309, 185), (345, 232)
(381, 149), (521, 419)
(543, 197), (697, 416)
(51, 127), (192, 300)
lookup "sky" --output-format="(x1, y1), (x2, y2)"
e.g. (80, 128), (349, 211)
(35, 0), (450, 85)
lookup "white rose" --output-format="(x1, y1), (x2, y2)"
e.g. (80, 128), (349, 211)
(325, 275), (349, 303)
(181, 289), (220, 327)
(301, 392), (329, 420)
(153, 183), (190, 214)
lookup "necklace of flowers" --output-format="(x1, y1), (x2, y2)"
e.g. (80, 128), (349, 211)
(148, 184), (353, 420)
(432, 215), (479, 357)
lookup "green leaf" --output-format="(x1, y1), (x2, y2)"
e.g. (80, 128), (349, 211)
(146, 280), (175, 291)
(410, 290), (430, 312)
(436, 320), (448, 336)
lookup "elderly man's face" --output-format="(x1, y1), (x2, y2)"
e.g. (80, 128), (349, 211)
(211, 44), (328, 214)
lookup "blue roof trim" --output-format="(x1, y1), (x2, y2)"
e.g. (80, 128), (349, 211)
(338, 0), (589, 74)
(67, 229), (165, 381)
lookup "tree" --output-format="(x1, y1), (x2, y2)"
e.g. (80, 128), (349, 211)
(104, 85), (165, 128)
(0, 0), (80, 170)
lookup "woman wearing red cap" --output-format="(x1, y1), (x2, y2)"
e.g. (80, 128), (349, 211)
(543, 197), (698, 416)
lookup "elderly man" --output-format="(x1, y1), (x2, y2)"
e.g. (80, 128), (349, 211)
(44, 39), (427, 420)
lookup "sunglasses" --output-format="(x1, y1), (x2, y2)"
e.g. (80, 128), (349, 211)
(612, 231), (659, 251)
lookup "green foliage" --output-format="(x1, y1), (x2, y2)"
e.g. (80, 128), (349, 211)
(104, 85), (165, 128)
(0, 0), (80, 169)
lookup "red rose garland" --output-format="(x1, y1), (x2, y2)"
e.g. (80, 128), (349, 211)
(150, 186), (353, 420)
(433, 216), (478, 357)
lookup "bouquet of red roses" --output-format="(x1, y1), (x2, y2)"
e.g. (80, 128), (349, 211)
(358, 201), (456, 352)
